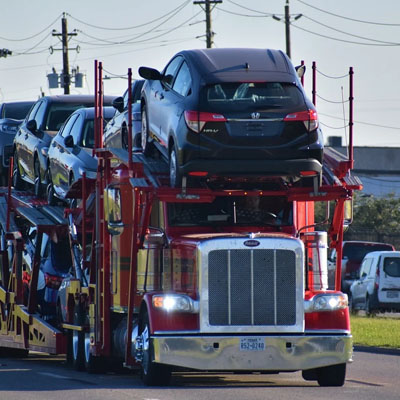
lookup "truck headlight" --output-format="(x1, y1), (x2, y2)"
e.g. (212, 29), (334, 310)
(304, 293), (348, 313)
(152, 294), (199, 313)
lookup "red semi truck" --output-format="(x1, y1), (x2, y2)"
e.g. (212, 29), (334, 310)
(0, 63), (361, 387)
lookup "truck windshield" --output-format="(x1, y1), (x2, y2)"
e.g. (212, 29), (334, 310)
(167, 196), (292, 227)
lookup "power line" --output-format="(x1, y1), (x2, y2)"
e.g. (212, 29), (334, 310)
(66, 1), (191, 31)
(225, 0), (275, 16)
(320, 112), (400, 130)
(291, 22), (400, 46)
(302, 15), (400, 45)
(296, 0), (400, 26)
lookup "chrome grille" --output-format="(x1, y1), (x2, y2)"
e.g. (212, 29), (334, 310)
(208, 249), (296, 326)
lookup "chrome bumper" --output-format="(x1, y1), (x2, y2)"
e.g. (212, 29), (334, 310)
(151, 334), (353, 371)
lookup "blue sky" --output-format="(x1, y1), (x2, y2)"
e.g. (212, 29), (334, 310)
(1, 0), (400, 147)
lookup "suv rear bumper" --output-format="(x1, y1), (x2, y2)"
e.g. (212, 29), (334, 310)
(180, 158), (322, 180)
(151, 333), (352, 371)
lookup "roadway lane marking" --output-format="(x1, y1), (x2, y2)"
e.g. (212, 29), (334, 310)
(38, 372), (69, 379)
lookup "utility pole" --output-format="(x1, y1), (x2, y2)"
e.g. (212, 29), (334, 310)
(193, 0), (222, 48)
(51, 13), (77, 94)
(273, 0), (302, 59)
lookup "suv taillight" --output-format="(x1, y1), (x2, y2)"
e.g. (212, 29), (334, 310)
(284, 109), (319, 132)
(44, 273), (63, 290)
(184, 110), (226, 133)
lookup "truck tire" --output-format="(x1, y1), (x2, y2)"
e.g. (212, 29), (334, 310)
(316, 363), (346, 387)
(139, 312), (171, 386)
(72, 307), (85, 371)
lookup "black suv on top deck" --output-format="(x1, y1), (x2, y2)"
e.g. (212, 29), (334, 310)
(139, 48), (324, 187)
(12, 94), (115, 196)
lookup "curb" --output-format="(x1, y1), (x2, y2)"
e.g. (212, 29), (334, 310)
(354, 345), (400, 356)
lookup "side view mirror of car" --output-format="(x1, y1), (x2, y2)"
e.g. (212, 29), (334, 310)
(64, 135), (74, 147)
(295, 64), (306, 79)
(26, 119), (37, 132)
(138, 66), (161, 81)
(112, 96), (124, 113)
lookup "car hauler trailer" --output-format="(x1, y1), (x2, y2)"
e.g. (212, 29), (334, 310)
(0, 62), (361, 387)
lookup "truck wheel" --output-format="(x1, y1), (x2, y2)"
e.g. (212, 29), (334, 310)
(316, 363), (346, 387)
(139, 312), (171, 386)
(84, 326), (104, 373)
(169, 148), (182, 188)
(12, 152), (24, 190)
(72, 308), (85, 371)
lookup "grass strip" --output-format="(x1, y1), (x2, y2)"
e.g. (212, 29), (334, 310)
(350, 315), (400, 348)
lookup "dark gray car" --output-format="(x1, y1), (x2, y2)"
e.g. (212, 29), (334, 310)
(0, 101), (35, 185)
(12, 95), (115, 195)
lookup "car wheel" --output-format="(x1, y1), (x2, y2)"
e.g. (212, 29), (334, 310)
(365, 295), (376, 317)
(169, 147), (183, 188)
(121, 125), (129, 151)
(141, 108), (153, 156)
(12, 151), (24, 190)
(316, 363), (346, 387)
(47, 169), (57, 205)
(139, 311), (171, 386)
(34, 158), (43, 197)
(348, 293), (357, 315)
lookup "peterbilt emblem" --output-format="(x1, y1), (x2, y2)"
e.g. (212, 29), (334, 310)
(251, 112), (260, 119)
(244, 239), (260, 247)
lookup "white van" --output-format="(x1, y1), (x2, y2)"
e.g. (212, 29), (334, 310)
(349, 251), (400, 314)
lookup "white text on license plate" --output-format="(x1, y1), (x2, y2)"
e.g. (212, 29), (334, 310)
(240, 337), (265, 351)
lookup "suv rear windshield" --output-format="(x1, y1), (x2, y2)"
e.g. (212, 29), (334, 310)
(343, 243), (394, 262)
(383, 257), (400, 277)
(2, 103), (33, 119)
(201, 82), (304, 112)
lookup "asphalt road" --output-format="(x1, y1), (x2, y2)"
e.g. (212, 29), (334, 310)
(0, 349), (398, 400)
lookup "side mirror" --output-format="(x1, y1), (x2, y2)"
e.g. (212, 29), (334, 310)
(64, 135), (74, 147)
(295, 64), (306, 79)
(138, 66), (161, 81)
(26, 119), (37, 132)
(112, 96), (124, 113)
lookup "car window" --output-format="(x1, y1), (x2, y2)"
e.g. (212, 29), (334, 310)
(123, 80), (145, 109)
(3, 103), (33, 119)
(162, 56), (182, 88)
(343, 243), (394, 262)
(26, 101), (42, 122)
(70, 114), (83, 144)
(201, 82), (304, 112)
(33, 101), (47, 129)
(383, 257), (400, 277)
(360, 258), (373, 277)
(172, 62), (192, 96)
(81, 119), (95, 148)
(60, 113), (79, 138)
(45, 104), (86, 131)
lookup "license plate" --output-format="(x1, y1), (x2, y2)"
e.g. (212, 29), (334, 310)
(387, 291), (399, 298)
(239, 337), (265, 351)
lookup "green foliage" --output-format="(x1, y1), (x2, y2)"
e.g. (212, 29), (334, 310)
(351, 193), (400, 236)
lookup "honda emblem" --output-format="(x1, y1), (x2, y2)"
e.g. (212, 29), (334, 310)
(251, 112), (260, 119)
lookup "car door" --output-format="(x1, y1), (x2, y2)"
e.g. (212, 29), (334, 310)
(149, 56), (183, 150)
(49, 113), (80, 197)
(352, 257), (373, 305)
(379, 255), (400, 304)
(15, 100), (43, 179)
